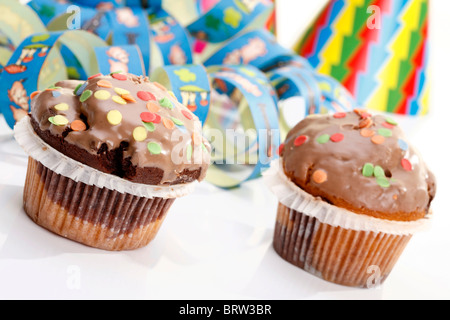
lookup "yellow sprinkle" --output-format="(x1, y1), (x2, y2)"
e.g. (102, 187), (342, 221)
(168, 91), (176, 99)
(114, 87), (130, 95)
(107, 110), (122, 125)
(53, 115), (69, 126)
(133, 126), (147, 142)
(94, 90), (111, 100)
(54, 103), (69, 111)
(112, 95), (127, 105)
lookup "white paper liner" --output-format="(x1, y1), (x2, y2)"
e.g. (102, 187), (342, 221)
(263, 159), (431, 236)
(14, 117), (198, 199)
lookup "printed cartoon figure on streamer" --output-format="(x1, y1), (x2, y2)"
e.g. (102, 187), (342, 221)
(150, 16), (176, 43)
(8, 80), (29, 122)
(106, 46), (129, 73)
(169, 44), (187, 65)
(116, 7), (139, 28)
(223, 37), (267, 65)
(180, 85), (209, 112)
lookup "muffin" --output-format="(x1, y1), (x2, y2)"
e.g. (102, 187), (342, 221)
(264, 110), (436, 288)
(14, 72), (211, 251)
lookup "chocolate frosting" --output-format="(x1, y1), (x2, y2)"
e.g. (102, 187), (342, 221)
(30, 73), (211, 185)
(280, 111), (436, 222)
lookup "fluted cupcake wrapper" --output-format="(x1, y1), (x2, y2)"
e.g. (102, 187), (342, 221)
(24, 157), (175, 251)
(264, 160), (429, 288)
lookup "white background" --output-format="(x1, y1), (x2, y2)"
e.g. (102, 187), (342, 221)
(0, 0), (449, 300)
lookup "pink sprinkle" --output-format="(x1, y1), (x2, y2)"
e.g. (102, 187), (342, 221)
(382, 122), (395, 129)
(112, 73), (127, 81)
(137, 91), (156, 101)
(401, 159), (412, 171)
(182, 110), (193, 120)
(294, 135), (308, 147)
(88, 73), (102, 80)
(333, 112), (346, 119)
(277, 143), (285, 156)
(140, 112), (156, 123)
(153, 114), (161, 124)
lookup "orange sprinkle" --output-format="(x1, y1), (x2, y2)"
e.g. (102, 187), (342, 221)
(393, 194), (398, 200)
(30, 91), (41, 99)
(359, 118), (373, 128)
(360, 128), (375, 137)
(371, 135), (385, 145)
(121, 93), (136, 103)
(162, 118), (175, 130)
(147, 101), (160, 113)
(153, 81), (167, 91)
(312, 170), (327, 184)
(192, 132), (202, 146)
(97, 80), (112, 88)
(70, 120), (87, 132)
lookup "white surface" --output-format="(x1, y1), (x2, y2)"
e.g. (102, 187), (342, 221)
(1, 0), (450, 300)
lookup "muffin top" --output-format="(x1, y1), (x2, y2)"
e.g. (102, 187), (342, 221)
(279, 110), (436, 222)
(30, 72), (211, 186)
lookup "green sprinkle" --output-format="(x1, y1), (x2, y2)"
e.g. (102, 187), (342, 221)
(201, 143), (208, 153)
(171, 117), (184, 126)
(317, 134), (330, 144)
(362, 163), (374, 177)
(378, 128), (392, 137)
(142, 121), (155, 132)
(147, 142), (162, 155)
(386, 117), (398, 126)
(376, 177), (391, 188)
(110, 70), (123, 74)
(159, 97), (173, 109)
(80, 90), (93, 102)
(374, 165), (385, 178)
(73, 83), (82, 95)
(48, 115), (68, 126)
(48, 85), (62, 90)
(186, 144), (193, 161)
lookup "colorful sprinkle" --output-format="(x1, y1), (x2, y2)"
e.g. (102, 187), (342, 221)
(112, 95), (127, 105)
(398, 139), (408, 151)
(110, 70), (123, 74)
(294, 135), (308, 147)
(378, 128), (392, 137)
(382, 122), (395, 129)
(137, 91), (155, 101)
(97, 80), (112, 88)
(71, 120), (86, 131)
(162, 118), (175, 130)
(159, 97), (173, 109)
(360, 128), (375, 137)
(376, 177), (391, 188)
(75, 82), (87, 96)
(182, 110), (193, 120)
(374, 165), (385, 178)
(54, 103), (69, 111)
(88, 73), (102, 80)
(94, 90), (111, 100)
(360, 112), (372, 119)
(121, 94), (136, 103)
(107, 110), (122, 125)
(114, 87), (129, 95)
(153, 114), (162, 124)
(143, 122), (155, 132)
(362, 163), (374, 177)
(147, 142), (162, 155)
(333, 112), (346, 119)
(401, 158), (412, 171)
(168, 91), (176, 99)
(48, 115), (69, 126)
(51, 91), (61, 98)
(133, 126), (147, 142)
(330, 133), (344, 143)
(30, 91), (41, 99)
(359, 118), (373, 129)
(141, 112), (156, 123)
(147, 101), (160, 113)
(317, 134), (330, 144)
(386, 117), (398, 126)
(312, 170), (327, 184)
(111, 73), (127, 81)
(171, 117), (184, 126)
(80, 90), (93, 102)
(371, 135), (385, 145)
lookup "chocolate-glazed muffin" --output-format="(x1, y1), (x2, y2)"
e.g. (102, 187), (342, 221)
(265, 110), (436, 288)
(15, 72), (211, 251)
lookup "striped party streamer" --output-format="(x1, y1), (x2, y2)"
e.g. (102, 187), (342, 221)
(294, 0), (429, 116)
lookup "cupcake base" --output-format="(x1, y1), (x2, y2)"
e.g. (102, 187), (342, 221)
(273, 203), (412, 288)
(23, 157), (175, 251)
